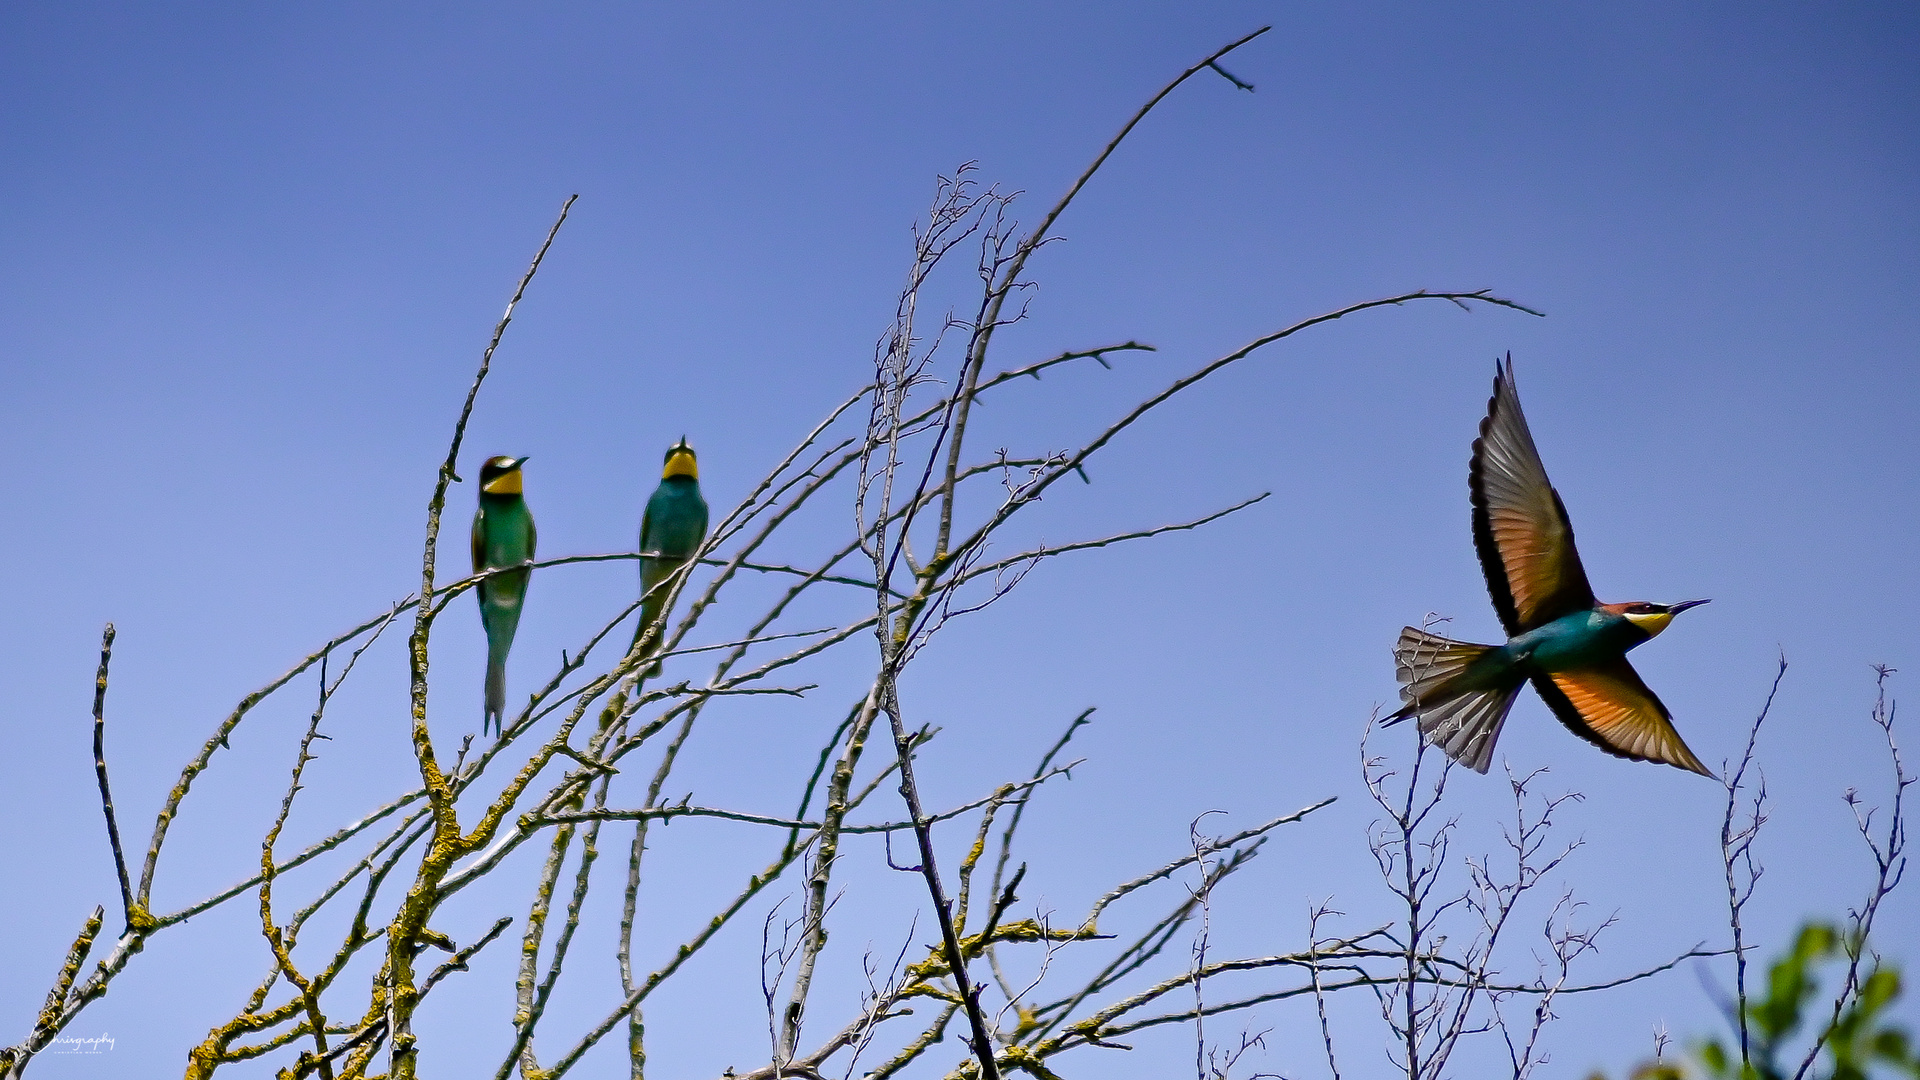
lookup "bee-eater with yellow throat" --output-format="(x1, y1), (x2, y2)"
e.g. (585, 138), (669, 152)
(1386, 358), (1712, 776)
(634, 438), (708, 677)
(473, 456), (535, 736)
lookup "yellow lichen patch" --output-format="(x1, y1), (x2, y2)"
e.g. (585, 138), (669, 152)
(999, 1044), (1069, 1080)
(1010, 1004), (1042, 1037)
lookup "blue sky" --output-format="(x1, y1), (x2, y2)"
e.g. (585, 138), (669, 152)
(2, 4), (1916, 1078)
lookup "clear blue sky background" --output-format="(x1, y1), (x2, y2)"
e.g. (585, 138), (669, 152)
(2, 5), (1915, 1078)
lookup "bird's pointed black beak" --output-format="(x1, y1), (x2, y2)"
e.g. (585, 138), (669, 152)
(511, 456), (530, 469)
(1667, 599), (1711, 614)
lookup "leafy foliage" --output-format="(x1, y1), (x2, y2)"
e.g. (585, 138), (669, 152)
(1616, 923), (1920, 1080)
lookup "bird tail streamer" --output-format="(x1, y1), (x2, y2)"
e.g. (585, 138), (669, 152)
(484, 638), (510, 736)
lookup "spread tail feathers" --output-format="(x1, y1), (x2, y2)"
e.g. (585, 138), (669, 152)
(1386, 625), (1522, 774)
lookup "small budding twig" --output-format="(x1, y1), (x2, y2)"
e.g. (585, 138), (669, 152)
(1306, 901), (1346, 1080)
(89, 624), (138, 927)
(260, 652), (340, 1080)
(878, 685), (1005, 1080)
(1792, 664), (1909, 1080)
(1187, 811), (1226, 1080)
(139, 592), (418, 910)
(308, 917), (512, 1076)
(1720, 653), (1786, 1069)
(984, 709), (1095, 1000)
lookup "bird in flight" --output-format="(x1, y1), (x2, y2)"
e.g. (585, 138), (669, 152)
(1386, 358), (1712, 776)
(473, 455), (536, 737)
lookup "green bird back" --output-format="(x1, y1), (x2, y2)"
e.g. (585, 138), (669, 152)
(473, 456), (536, 736)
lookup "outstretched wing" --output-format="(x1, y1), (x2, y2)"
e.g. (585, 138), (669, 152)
(1470, 357), (1596, 634)
(1530, 659), (1711, 776)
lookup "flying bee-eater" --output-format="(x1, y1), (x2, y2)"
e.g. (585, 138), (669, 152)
(1386, 358), (1712, 776)
(634, 438), (709, 678)
(473, 455), (535, 737)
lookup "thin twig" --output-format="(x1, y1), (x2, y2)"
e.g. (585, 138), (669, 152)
(1793, 664), (1909, 1080)
(88, 625), (136, 926)
(140, 597), (419, 905)
(1721, 653), (1785, 1069)
(533, 764), (1078, 833)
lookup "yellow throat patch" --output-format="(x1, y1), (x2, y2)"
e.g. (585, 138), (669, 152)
(663, 449), (699, 480)
(1621, 610), (1675, 637)
(483, 469), (523, 495)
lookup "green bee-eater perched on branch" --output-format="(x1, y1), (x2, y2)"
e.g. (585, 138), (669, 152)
(634, 438), (708, 678)
(472, 455), (535, 736)
(1386, 358), (1712, 776)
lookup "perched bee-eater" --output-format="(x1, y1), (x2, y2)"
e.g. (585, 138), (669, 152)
(473, 456), (535, 737)
(634, 438), (709, 677)
(1386, 358), (1711, 776)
